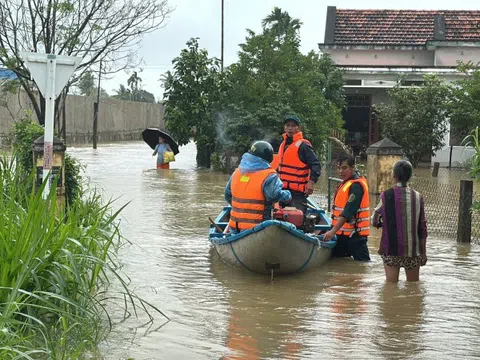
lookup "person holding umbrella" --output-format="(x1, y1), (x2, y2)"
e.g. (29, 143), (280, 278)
(152, 136), (173, 169)
(142, 128), (180, 169)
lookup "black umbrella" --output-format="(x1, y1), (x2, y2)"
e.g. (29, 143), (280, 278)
(142, 128), (179, 155)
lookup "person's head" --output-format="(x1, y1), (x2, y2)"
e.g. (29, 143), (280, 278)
(392, 160), (413, 184)
(158, 136), (165, 144)
(248, 140), (274, 163)
(283, 114), (301, 138)
(336, 153), (356, 180)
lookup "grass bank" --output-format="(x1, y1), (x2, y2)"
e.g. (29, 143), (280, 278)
(0, 155), (165, 359)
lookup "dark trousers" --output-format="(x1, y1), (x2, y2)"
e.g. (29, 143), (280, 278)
(289, 191), (307, 213)
(332, 235), (371, 261)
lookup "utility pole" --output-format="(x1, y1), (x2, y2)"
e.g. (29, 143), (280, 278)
(93, 60), (102, 149)
(221, 0), (224, 71)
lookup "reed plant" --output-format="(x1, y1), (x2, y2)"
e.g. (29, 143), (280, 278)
(0, 155), (164, 359)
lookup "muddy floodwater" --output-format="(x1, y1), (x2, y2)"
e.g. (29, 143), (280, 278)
(67, 142), (480, 360)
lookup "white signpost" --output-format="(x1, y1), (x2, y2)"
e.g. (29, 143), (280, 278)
(21, 52), (82, 199)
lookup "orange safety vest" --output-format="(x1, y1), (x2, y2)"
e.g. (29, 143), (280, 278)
(277, 132), (311, 193)
(270, 153), (280, 170)
(228, 168), (277, 231)
(332, 177), (370, 237)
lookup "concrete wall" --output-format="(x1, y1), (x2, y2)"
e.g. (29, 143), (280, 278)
(325, 47), (480, 68)
(327, 49), (434, 67)
(0, 91), (164, 145)
(435, 47), (480, 67)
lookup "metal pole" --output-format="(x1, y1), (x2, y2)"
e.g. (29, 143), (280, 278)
(457, 180), (473, 243)
(93, 60), (102, 149)
(43, 57), (56, 200)
(62, 90), (67, 143)
(449, 145), (453, 169)
(221, 0), (224, 71)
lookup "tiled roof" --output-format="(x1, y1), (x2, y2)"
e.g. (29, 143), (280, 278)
(334, 9), (480, 45)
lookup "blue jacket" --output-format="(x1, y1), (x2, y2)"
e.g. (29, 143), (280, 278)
(225, 153), (292, 212)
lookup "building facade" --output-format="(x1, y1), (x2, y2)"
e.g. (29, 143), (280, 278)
(319, 7), (480, 165)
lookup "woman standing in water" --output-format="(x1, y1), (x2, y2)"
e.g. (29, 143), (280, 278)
(152, 136), (172, 169)
(372, 160), (428, 282)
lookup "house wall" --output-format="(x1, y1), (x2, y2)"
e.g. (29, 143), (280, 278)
(345, 87), (389, 105)
(434, 46), (480, 67)
(327, 49), (434, 67)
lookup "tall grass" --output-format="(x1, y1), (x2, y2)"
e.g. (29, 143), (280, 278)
(463, 127), (480, 210)
(0, 155), (166, 358)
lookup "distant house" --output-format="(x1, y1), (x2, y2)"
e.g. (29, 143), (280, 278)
(319, 7), (480, 165)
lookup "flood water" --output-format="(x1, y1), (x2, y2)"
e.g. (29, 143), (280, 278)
(68, 142), (480, 360)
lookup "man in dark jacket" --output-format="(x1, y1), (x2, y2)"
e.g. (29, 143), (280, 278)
(276, 114), (321, 212)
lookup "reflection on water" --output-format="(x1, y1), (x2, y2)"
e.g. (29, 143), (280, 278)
(374, 282), (425, 360)
(66, 142), (480, 360)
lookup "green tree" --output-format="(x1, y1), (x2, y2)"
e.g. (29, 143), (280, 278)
(127, 71), (142, 93)
(77, 71), (109, 98)
(262, 7), (302, 44)
(112, 74), (156, 103)
(78, 72), (96, 97)
(216, 16), (344, 159)
(376, 75), (451, 167)
(449, 64), (480, 144)
(162, 38), (224, 168)
(113, 84), (132, 100)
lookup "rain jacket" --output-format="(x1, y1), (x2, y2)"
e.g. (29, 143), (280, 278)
(225, 153), (292, 220)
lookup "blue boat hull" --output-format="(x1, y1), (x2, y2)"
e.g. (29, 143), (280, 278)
(209, 200), (336, 275)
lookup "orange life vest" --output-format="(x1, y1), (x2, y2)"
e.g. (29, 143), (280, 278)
(228, 168), (277, 231)
(277, 132), (311, 193)
(270, 153), (280, 170)
(332, 177), (370, 237)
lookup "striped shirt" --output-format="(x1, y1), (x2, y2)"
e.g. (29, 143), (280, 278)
(372, 184), (427, 257)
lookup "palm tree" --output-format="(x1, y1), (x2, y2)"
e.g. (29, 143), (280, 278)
(262, 7), (302, 41)
(113, 84), (132, 100)
(127, 71), (142, 93)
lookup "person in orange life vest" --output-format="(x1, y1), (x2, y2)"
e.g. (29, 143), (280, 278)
(225, 141), (292, 233)
(277, 115), (321, 213)
(323, 153), (371, 261)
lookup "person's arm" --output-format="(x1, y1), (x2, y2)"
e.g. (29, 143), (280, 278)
(418, 195), (428, 264)
(299, 142), (321, 195)
(372, 193), (384, 229)
(263, 173), (292, 204)
(152, 144), (158, 156)
(372, 193), (385, 254)
(299, 142), (321, 183)
(224, 175), (233, 205)
(323, 183), (363, 241)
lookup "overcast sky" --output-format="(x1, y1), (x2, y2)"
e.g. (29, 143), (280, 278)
(101, 0), (479, 101)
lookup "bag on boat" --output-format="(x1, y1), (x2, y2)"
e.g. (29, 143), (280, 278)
(163, 151), (175, 163)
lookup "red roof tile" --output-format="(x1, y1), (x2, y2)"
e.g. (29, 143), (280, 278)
(334, 10), (480, 45)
